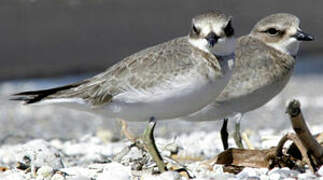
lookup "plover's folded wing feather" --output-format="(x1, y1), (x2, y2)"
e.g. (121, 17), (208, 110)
(80, 37), (213, 105)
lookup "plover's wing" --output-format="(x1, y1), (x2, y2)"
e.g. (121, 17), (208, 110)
(217, 35), (294, 102)
(12, 37), (221, 106)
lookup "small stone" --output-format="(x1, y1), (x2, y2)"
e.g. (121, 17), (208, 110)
(259, 174), (269, 180)
(318, 165), (323, 176)
(97, 162), (131, 180)
(269, 173), (280, 180)
(59, 167), (93, 179)
(213, 164), (224, 174)
(50, 139), (64, 150)
(96, 129), (114, 143)
(67, 176), (91, 180)
(298, 172), (316, 180)
(164, 143), (179, 154)
(159, 171), (181, 180)
(141, 171), (181, 180)
(268, 167), (299, 178)
(237, 167), (257, 179)
(51, 173), (65, 180)
(161, 150), (171, 157)
(37, 166), (54, 178)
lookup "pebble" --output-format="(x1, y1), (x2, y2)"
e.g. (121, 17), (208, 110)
(51, 174), (64, 180)
(66, 176), (90, 180)
(141, 171), (182, 180)
(164, 143), (179, 154)
(269, 173), (280, 180)
(37, 166), (54, 178)
(318, 165), (323, 177)
(268, 167), (299, 178)
(97, 162), (131, 180)
(237, 167), (257, 179)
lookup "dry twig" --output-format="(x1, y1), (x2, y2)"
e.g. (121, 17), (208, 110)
(286, 99), (323, 172)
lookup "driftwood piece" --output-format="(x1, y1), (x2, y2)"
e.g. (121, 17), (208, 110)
(215, 148), (275, 168)
(285, 99), (323, 172)
(211, 147), (298, 173)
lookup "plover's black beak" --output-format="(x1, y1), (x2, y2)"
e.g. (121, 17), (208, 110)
(205, 32), (219, 47)
(293, 30), (314, 41)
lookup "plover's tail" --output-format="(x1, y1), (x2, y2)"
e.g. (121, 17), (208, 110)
(10, 81), (87, 104)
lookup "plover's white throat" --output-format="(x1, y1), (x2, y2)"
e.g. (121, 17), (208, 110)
(181, 13), (314, 149)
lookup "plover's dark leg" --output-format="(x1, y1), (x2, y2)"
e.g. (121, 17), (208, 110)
(233, 113), (244, 149)
(142, 117), (167, 173)
(220, 118), (229, 150)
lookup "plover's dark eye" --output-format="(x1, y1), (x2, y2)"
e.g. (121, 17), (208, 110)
(192, 25), (200, 34)
(266, 28), (280, 35)
(224, 20), (234, 37)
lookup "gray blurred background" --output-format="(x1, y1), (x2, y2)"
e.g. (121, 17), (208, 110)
(0, 0), (322, 80)
(0, 0), (322, 143)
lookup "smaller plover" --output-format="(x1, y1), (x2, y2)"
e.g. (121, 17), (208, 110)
(183, 13), (314, 149)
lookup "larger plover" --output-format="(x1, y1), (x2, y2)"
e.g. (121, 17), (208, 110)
(11, 11), (236, 172)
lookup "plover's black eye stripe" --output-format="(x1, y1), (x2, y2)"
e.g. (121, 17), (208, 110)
(224, 20), (234, 37)
(192, 25), (200, 34)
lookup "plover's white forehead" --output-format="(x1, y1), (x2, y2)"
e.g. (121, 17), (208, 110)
(192, 11), (231, 35)
(194, 21), (227, 36)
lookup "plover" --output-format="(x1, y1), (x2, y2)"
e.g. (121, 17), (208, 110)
(183, 13), (314, 149)
(11, 11), (236, 172)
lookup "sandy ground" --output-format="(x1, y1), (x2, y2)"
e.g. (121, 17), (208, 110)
(0, 57), (322, 179)
(0, 126), (322, 179)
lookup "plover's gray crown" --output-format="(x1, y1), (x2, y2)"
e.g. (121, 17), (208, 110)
(12, 11), (236, 122)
